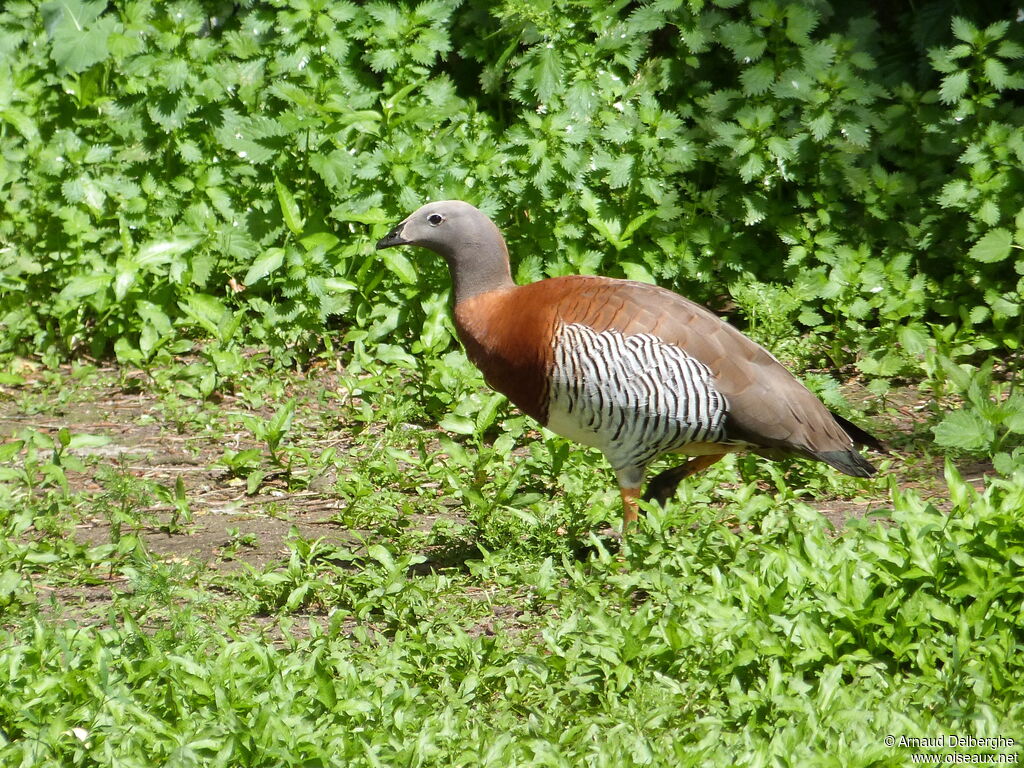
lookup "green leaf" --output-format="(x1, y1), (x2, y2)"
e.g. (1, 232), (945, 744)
(621, 262), (656, 284)
(950, 16), (978, 45)
(58, 274), (110, 301)
(806, 111), (831, 140)
(983, 20), (1010, 42)
(740, 61), (775, 95)
(806, 112), (833, 140)
(275, 177), (305, 236)
(533, 46), (562, 103)
(932, 409), (995, 451)
(898, 324), (929, 356)
(41, 0), (118, 74)
(993, 449), (1022, 475)
(180, 294), (229, 338)
(439, 414), (475, 435)
(0, 441), (24, 462)
(937, 179), (970, 209)
(67, 433), (112, 450)
(367, 544), (395, 570)
(0, 108), (39, 142)
(968, 229), (1012, 263)
(785, 4), (819, 45)
(938, 70), (969, 104)
(739, 153), (765, 182)
(325, 278), (358, 294)
(381, 249), (417, 284)
(136, 237), (202, 268)
(113, 269), (136, 301)
(244, 248), (285, 285)
(475, 393), (505, 433)
(983, 59), (1009, 90)
(997, 40), (1024, 59)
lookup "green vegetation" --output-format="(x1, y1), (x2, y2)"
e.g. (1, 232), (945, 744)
(1, 0), (1023, 764)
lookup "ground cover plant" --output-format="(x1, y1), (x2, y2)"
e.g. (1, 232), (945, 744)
(1, 0), (1023, 765)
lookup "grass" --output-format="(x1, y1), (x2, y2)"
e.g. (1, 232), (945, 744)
(0, 357), (1022, 766)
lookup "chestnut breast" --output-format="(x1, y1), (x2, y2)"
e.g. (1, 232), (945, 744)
(453, 285), (560, 423)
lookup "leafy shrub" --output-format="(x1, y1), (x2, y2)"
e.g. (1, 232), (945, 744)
(0, 0), (1021, 378)
(931, 356), (1024, 473)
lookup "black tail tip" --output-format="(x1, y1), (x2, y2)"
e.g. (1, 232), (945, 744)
(819, 449), (877, 478)
(830, 411), (887, 454)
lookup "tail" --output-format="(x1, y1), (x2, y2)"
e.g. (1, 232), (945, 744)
(817, 447), (877, 478)
(830, 411), (886, 452)
(815, 411), (886, 478)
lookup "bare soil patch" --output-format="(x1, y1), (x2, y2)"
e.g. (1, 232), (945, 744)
(0, 364), (984, 590)
(1, 369), (362, 573)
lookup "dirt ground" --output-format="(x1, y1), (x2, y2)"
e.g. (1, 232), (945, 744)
(0, 365), (989, 579)
(3, 368), (361, 571)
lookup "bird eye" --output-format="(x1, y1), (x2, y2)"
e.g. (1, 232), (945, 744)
(427, 213), (445, 227)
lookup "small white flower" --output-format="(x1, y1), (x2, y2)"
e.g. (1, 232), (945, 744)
(237, 150), (247, 158)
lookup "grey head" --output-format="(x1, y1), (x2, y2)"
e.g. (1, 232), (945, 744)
(376, 200), (515, 303)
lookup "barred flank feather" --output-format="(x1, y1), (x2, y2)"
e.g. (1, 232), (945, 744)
(547, 324), (728, 474)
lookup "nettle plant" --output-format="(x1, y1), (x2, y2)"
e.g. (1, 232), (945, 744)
(0, 0), (1021, 395)
(0, 0), (480, 363)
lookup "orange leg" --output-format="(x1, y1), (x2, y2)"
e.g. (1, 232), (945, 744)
(618, 454), (725, 534)
(619, 486), (642, 528)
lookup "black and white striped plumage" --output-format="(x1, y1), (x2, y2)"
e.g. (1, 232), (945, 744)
(547, 324), (730, 488)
